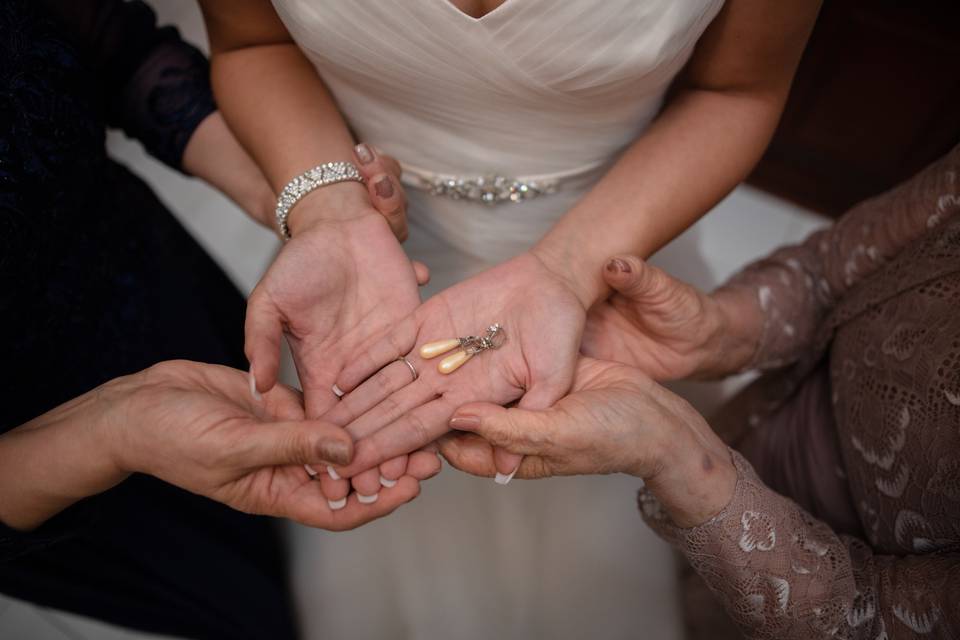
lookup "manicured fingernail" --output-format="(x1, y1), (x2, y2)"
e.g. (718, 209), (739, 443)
(379, 475), (397, 488)
(374, 176), (394, 199)
(327, 497), (347, 510)
(332, 384), (345, 398)
(249, 369), (262, 402)
(606, 258), (631, 274)
(355, 143), (374, 165)
(449, 415), (481, 429)
(327, 466), (341, 480)
(494, 466), (519, 486)
(357, 492), (379, 504)
(320, 440), (351, 466)
(304, 464), (319, 477)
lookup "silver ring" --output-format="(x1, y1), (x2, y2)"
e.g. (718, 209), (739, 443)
(397, 356), (418, 382)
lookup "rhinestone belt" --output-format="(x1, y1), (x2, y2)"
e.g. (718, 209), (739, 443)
(402, 160), (606, 206)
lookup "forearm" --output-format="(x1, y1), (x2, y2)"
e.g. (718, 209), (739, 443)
(534, 87), (785, 308)
(642, 450), (959, 639)
(0, 384), (128, 531)
(209, 42), (368, 230)
(181, 111), (276, 228)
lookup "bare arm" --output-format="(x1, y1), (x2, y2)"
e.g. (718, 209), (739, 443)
(533, 0), (823, 308)
(199, 0), (371, 231)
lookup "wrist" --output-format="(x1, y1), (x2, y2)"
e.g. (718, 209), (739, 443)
(529, 244), (608, 310)
(696, 286), (763, 378)
(645, 433), (737, 528)
(285, 180), (372, 236)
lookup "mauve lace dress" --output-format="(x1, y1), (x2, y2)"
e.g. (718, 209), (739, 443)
(0, 2), (296, 638)
(641, 145), (960, 639)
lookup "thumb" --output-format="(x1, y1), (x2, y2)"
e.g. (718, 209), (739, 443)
(489, 379), (569, 478)
(450, 403), (552, 459)
(244, 289), (283, 397)
(236, 419), (354, 468)
(602, 255), (669, 303)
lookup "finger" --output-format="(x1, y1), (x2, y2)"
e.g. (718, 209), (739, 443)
(406, 449), (442, 481)
(286, 476), (421, 532)
(335, 315), (420, 393)
(324, 358), (419, 427)
(340, 397), (456, 476)
(373, 145), (403, 179)
(342, 379), (437, 442)
(449, 402), (553, 457)
(318, 467), (351, 502)
(369, 173), (408, 243)
(436, 432), (496, 477)
(378, 454), (408, 487)
(603, 255), (669, 302)
(350, 467), (382, 498)
(412, 260), (431, 287)
(231, 419), (353, 468)
(244, 289), (284, 395)
(490, 371), (573, 478)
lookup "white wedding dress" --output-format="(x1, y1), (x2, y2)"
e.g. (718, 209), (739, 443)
(274, 1), (725, 638)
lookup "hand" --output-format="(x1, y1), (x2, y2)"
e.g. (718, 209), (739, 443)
(0, 360), (441, 532)
(322, 252), (587, 494)
(582, 255), (759, 381)
(440, 357), (736, 528)
(245, 180), (421, 418)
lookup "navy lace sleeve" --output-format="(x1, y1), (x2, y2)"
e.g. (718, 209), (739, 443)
(41, 0), (215, 171)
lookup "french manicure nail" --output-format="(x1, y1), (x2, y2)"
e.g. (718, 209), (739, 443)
(332, 384), (345, 398)
(374, 176), (394, 199)
(355, 143), (374, 165)
(379, 475), (397, 488)
(357, 492), (379, 504)
(249, 369), (262, 402)
(449, 415), (481, 429)
(494, 466), (520, 486)
(327, 497), (347, 510)
(304, 464), (318, 477)
(327, 466), (341, 480)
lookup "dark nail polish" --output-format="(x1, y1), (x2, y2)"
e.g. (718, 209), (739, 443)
(320, 440), (351, 466)
(606, 258), (631, 274)
(375, 176), (395, 199)
(355, 143), (374, 165)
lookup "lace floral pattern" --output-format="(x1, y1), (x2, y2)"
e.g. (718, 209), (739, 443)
(641, 146), (960, 638)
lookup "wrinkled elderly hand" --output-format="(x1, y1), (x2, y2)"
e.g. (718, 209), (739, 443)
(582, 256), (760, 380)
(439, 357), (736, 528)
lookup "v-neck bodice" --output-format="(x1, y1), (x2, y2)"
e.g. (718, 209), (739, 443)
(273, 0), (724, 259)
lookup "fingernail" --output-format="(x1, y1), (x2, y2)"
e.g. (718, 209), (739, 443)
(304, 464), (319, 477)
(332, 384), (345, 398)
(449, 415), (481, 429)
(249, 369), (262, 402)
(357, 492), (379, 504)
(379, 475), (397, 488)
(494, 465), (520, 486)
(327, 466), (341, 481)
(320, 440), (351, 466)
(327, 497), (347, 510)
(355, 143), (374, 165)
(374, 176), (394, 199)
(606, 258), (631, 274)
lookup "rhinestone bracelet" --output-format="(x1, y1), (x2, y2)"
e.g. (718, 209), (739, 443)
(275, 161), (364, 239)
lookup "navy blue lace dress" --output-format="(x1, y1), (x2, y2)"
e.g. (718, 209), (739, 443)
(0, 2), (296, 638)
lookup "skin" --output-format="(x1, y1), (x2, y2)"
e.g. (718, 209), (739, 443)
(0, 361), (441, 533)
(582, 255), (765, 381)
(198, 0), (821, 503)
(438, 357), (738, 528)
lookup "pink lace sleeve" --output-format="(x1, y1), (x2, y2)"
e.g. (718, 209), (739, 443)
(718, 145), (960, 371)
(639, 451), (960, 639)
